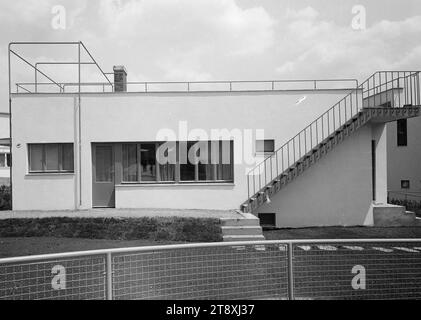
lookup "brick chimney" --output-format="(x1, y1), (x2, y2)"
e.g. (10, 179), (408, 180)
(113, 66), (127, 92)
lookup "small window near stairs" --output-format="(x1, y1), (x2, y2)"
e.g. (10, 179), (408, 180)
(256, 139), (275, 155)
(258, 213), (276, 228)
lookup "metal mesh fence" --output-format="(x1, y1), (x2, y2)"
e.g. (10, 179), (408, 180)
(112, 244), (289, 300)
(292, 241), (421, 300)
(0, 255), (106, 300)
(0, 240), (420, 300)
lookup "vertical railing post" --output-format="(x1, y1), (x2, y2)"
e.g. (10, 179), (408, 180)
(106, 252), (113, 300)
(287, 242), (294, 300)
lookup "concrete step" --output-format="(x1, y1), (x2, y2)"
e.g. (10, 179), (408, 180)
(221, 226), (263, 236)
(220, 218), (260, 227)
(223, 235), (266, 242)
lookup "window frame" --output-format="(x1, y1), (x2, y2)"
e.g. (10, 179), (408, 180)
(256, 139), (275, 155)
(121, 141), (234, 184)
(28, 143), (74, 174)
(401, 180), (410, 189)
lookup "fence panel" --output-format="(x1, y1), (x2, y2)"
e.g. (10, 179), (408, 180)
(292, 241), (421, 300)
(0, 255), (106, 300)
(112, 243), (289, 300)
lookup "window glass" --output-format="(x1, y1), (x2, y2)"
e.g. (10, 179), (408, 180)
(397, 119), (407, 146)
(122, 144), (138, 182)
(158, 142), (176, 182)
(29, 144), (43, 171)
(45, 144), (59, 171)
(180, 142), (196, 181)
(140, 143), (156, 181)
(6, 153), (11, 167)
(256, 139), (275, 153)
(216, 141), (233, 181)
(198, 141), (214, 181)
(0, 153), (5, 167)
(62, 144), (74, 171)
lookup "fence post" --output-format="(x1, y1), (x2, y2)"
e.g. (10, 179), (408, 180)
(106, 252), (113, 300)
(287, 242), (295, 300)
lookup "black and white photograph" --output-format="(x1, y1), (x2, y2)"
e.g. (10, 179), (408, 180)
(0, 0), (421, 306)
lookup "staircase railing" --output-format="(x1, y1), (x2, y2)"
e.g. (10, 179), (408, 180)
(246, 71), (420, 200)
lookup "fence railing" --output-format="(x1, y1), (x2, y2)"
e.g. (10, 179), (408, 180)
(13, 79), (359, 94)
(1, 239), (420, 300)
(246, 71), (421, 200)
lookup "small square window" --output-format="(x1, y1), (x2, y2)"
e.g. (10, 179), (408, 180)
(401, 180), (410, 189)
(258, 213), (276, 227)
(256, 140), (275, 154)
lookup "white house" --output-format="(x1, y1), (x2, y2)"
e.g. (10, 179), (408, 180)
(387, 115), (421, 202)
(7, 42), (421, 228)
(0, 113), (10, 186)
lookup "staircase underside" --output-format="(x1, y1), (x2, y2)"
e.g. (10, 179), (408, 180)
(241, 106), (421, 214)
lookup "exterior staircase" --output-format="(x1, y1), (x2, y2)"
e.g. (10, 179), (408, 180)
(221, 212), (265, 241)
(241, 71), (421, 214)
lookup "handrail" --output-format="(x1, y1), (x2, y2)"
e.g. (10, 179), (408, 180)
(0, 238), (420, 264)
(245, 71), (421, 201)
(14, 78), (359, 94)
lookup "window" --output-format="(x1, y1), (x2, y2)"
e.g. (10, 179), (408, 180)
(401, 180), (410, 189)
(256, 139), (275, 154)
(28, 144), (74, 173)
(397, 119), (407, 146)
(6, 153), (11, 167)
(121, 141), (233, 183)
(258, 213), (276, 227)
(0, 153), (6, 168)
(122, 142), (176, 183)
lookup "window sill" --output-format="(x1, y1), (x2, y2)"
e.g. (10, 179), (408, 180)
(26, 172), (75, 177)
(255, 152), (275, 156)
(116, 182), (235, 187)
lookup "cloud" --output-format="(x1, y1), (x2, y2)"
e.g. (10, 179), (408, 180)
(275, 6), (421, 79)
(96, 0), (275, 80)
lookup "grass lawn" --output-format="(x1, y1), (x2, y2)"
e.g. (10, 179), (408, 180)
(1, 226), (420, 259)
(264, 226), (421, 240)
(0, 237), (184, 258)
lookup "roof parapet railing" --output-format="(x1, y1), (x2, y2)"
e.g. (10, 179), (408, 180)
(13, 78), (360, 94)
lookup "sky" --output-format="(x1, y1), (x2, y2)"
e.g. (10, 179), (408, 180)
(1, 0), (421, 112)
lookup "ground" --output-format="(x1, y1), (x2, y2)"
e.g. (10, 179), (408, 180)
(264, 226), (421, 239)
(1, 226), (420, 258)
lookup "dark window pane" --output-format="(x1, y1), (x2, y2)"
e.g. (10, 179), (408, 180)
(198, 141), (214, 181)
(216, 141), (233, 181)
(96, 145), (113, 182)
(157, 142), (176, 182)
(140, 143), (156, 181)
(0, 153), (5, 167)
(45, 144), (59, 171)
(180, 142), (196, 181)
(62, 144), (74, 171)
(29, 144), (43, 171)
(6, 153), (11, 167)
(401, 180), (410, 189)
(397, 119), (407, 146)
(256, 139), (274, 153)
(123, 144), (138, 182)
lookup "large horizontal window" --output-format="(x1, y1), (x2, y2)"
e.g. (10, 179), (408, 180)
(28, 143), (74, 173)
(122, 142), (175, 183)
(122, 141), (233, 183)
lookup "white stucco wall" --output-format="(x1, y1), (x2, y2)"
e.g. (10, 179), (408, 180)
(11, 88), (380, 223)
(387, 115), (421, 200)
(256, 124), (385, 228)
